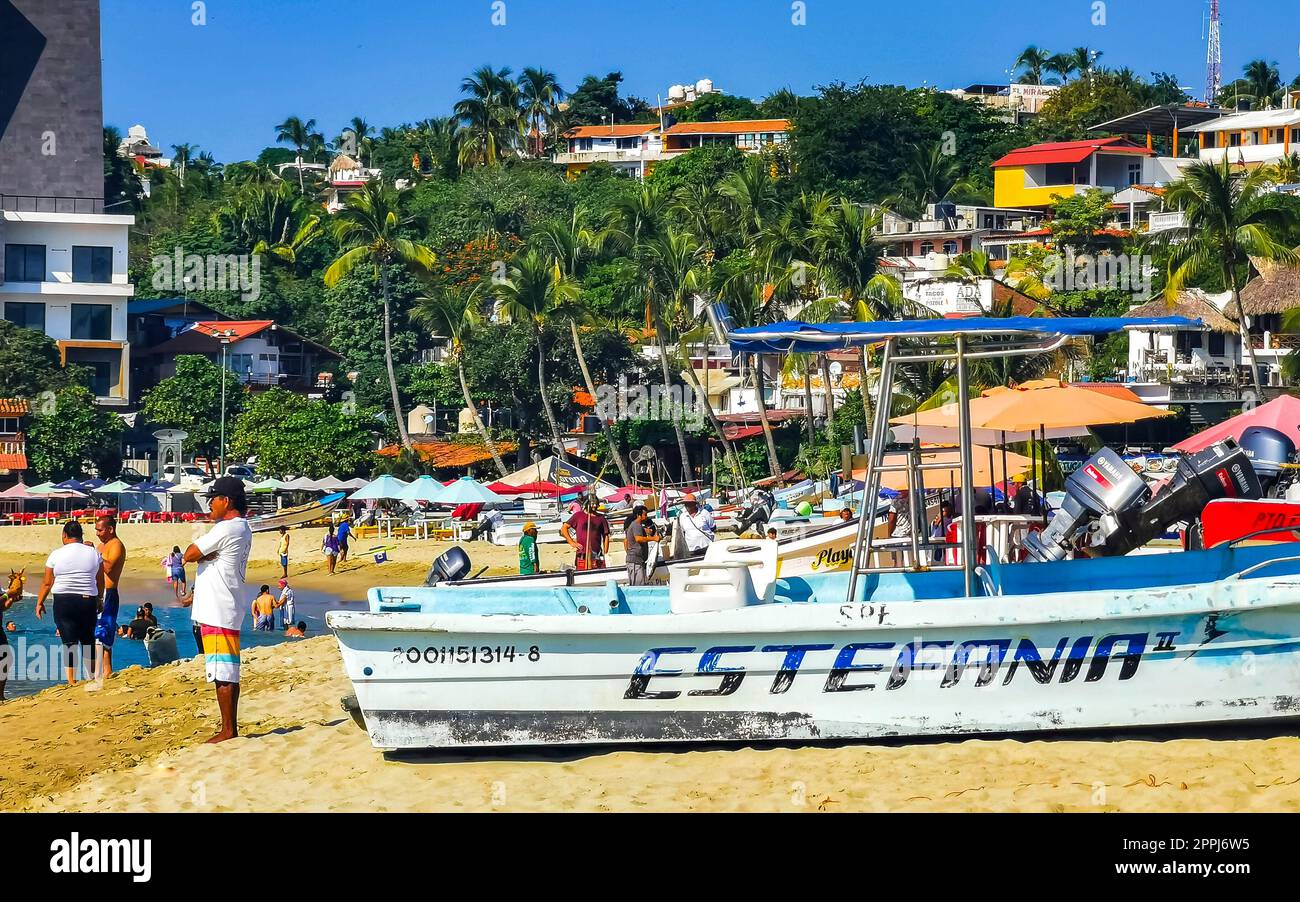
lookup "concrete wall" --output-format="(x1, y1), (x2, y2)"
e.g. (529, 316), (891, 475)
(0, 0), (104, 211)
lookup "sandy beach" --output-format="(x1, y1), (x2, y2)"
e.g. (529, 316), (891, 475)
(1, 519), (1299, 812)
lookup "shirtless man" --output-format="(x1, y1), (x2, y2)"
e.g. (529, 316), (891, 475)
(93, 515), (127, 683)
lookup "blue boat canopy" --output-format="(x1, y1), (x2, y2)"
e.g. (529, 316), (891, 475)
(727, 316), (1201, 353)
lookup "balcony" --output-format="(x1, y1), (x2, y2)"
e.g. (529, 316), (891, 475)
(0, 194), (104, 214)
(1250, 332), (1300, 352)
(240, 372), (333, 394)
(1201, 143), (1293, 166)
(553, 148), (663, 165)
(1147, 211), (1186, 233)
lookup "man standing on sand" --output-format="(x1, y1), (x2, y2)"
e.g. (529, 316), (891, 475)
(92, 515), (127, 684)
(180, 476), (252, 744)
(623, 506), (655, 586)
(518, 522), (540, 575)
(336, 517), (351, 565)
(561, 495), (609, 571)
(277, 526), (290, 578)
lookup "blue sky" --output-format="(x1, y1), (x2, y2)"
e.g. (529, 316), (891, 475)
(102, 0), (1300, 162)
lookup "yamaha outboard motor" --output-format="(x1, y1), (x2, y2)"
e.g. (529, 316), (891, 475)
(1025, 439), (1261, 562)
(1237, 426), (1295, 496)
(424, 546), (472, 586)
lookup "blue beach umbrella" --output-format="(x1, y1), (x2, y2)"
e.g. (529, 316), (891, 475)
(435, 477), (507, 506)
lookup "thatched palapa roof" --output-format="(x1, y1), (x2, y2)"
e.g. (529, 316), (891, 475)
(1126, 289), (1237, 334)
(1229, 249), (1300, 317)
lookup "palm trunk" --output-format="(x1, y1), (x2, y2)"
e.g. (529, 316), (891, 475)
(753, 354), (781, 479)
(860, 346), (874, 441)
(571, 321), (630, 484)
(535, 330), (568, 462)
(680, 348), (740, 485)
(802, 361), (816, 444)
(380, 267), (411, 449)
(1231, 275), (1266, 401)
(296, 146), (305, 193)
(654, 317), (693, 482)
(458, 359), (508, 478)
(820, 354), (836, 443)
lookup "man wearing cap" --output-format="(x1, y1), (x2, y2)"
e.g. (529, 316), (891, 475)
(180, 476), (252, 744)
(561, 495), (610, 571)
(518, 522), (541, 575)
(623, 506), (655, 585)
(674, 494), (715, 556)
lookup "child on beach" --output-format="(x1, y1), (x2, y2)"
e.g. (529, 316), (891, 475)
(163, 546), (186, 598)
(278, 526), (290, 578)
(322, 527), (339, 575)
(251, 585), (275, 631)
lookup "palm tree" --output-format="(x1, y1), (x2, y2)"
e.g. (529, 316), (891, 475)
(276, 116), (316, 191)
(644, 229), (742, 483)
(532, 214), (633, 484)
(1156, 158), (1300, 399)
(720, 155), (779, 247)
(347, 117), (372, 165)
(416, 117), (462, 177)
(324, 183), (437, 449)
(168, 143), (197, 187)
(1242, 59), (1284, 109)
(888, 143), (983, 217)
(1045, 53), (1077, 84)
(411, 283), (510, 477)
(1015, 46), (1052, 85)
(494, 250), (579, 461)
(518, 67), (564, 157)
(1269, 151), (1300, 185)
(456, 65), (523, 169)
(1069, 47), (1102, 80)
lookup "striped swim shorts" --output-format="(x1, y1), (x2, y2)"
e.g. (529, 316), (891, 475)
(200, 624), (241, 684)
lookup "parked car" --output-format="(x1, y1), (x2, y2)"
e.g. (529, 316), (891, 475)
(225, 465), (258, 483)
(162, 464), (213, 488)
(117, 467), (149, 485)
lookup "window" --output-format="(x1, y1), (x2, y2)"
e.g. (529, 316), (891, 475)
(943, 241), (959, 255)
(616, 137), (640, 150)
(1127, 161), (1142, 185)
(576, 138), (593, 151)
(1229, 132), (1242, 147)
(72, 246), (113, 283)
(919, 241), (934, 256)
(1293, 128), (1300, 145)
(229, 354), (253, 374)
(3, 244), (45, 282)
(84, 362), (111, 397)
(1044, 162), (1082, 185)
(69, 303), (112, 340)
(4, 301), (45, 332)
(1208, 332), (1226, 357)
(0, 418), (19, 435)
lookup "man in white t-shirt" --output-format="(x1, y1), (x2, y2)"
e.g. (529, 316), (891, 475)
(674, 494), (716, 556)
(180, 476), (252, 744)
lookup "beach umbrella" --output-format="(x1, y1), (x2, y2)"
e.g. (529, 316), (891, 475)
(81, 478), (107, 490)
(281, 476), (319, 491)
(340, 477), (369, 490)
(94, 480), (134, 495)
(1172, 394), (1300, 453)
(487, 480), (571, 496)
(0, 481), (35, 499)
(350, 475), (410, 501)
(312, 476), (351, 492)
(249, 478), (288, 493)
(398, 475), (446, 503)
(435, 477), (507, 506)
(852, 447), (1034, 492)
(54, 479), (87, 493)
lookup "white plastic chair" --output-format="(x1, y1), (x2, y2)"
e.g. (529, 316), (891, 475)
(668, 539), (779, 614)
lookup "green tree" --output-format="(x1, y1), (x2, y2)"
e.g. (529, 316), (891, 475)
(324, 182), (437, 449)
(276, 115), (317, 192)
(228, 388), (376, 478)
(28, 386), (125, 481)
(141, 355), (245, 460)
(455, 65), (523, 169)
(1015, 46), (1052, 85)
(672, 92), (761, 122)
(0, 322), (84, 399)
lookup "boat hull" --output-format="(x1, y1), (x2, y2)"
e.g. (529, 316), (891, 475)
(331, 563), (1300, 749)
(250, 492), (346, 533)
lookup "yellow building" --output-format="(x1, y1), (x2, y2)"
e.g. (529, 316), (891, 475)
(993, 138), (1156, 209)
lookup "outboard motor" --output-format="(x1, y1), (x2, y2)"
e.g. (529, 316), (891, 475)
(1025, 439), (1261, 562)
(424, 546), (472, 586)
(1238, 426), (1296, 496)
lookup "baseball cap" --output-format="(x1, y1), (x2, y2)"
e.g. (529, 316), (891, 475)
(523, 521), (537, 532)
(203, 476), (248, 509)
(682, 493), (697, 504)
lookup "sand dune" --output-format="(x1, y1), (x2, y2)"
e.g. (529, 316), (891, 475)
(6, 635), (1300, 813)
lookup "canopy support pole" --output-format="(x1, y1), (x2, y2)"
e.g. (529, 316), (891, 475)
(847, 338), (895, 604)
(956, 335), (977, 596)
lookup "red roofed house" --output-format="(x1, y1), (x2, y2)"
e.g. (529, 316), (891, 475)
(555, 123), (664, 180)
(138, 319), (342, 400)
(993, 137), (1163, 209)
(661, 118), (790, 156)
(0, 399), (30, 481)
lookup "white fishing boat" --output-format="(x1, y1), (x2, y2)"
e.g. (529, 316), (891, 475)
(250, 491), (346, 533)
(330, 313), (1300, 750)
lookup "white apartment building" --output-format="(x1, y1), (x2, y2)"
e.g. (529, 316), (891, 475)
(1184, 91), (1300, 167)
(555, 123), (664, 180)
(0, 210), (135, 405)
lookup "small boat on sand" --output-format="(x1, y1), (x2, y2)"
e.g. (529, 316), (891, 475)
(250, 492), (346, 533)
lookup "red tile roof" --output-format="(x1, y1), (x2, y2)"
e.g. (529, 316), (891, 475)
(565, 124), (660, 138)
(190, 321), (274, 343)
(664, 119), (790, 135)
(0, 453), (27, 470)
(993, 137), (1154, 168)
(0, 399), (30, 416)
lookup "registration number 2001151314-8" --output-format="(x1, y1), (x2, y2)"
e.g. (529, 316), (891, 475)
(393, 645), (541, 665)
